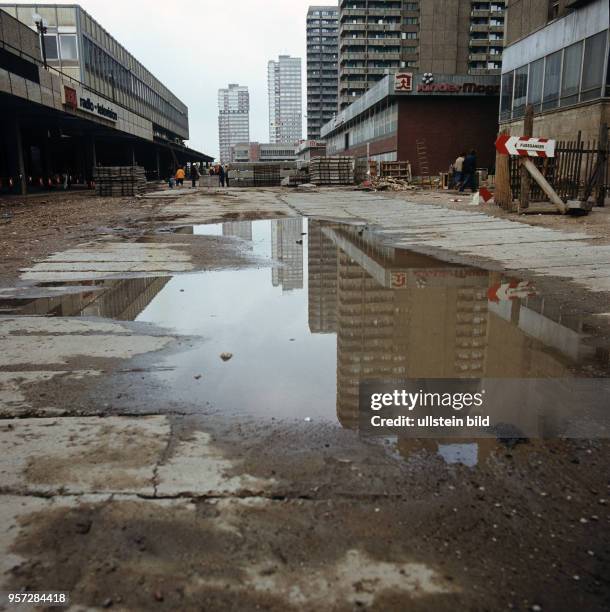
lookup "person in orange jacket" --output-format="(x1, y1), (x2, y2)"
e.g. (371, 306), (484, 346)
(175, 166), (185, 187)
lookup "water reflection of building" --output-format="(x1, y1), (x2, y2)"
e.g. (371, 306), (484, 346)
(308, 220), (337, 334)
(310, 221), (604, 433)
(271, 218), (304, 291)
(4, 277), (170, 321)
(324, 224), (489, 429)
(222, 221), (253, 241)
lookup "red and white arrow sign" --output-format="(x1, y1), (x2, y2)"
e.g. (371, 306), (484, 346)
(495, 135), (556, 158)
(488, 280), (537, 303)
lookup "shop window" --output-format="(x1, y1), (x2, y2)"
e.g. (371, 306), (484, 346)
(43, 35), (59, 60)
(500, 70), (513, 120)
(512, 65), (528, 118)
(542, 50), (561, 110)
(59, 35), (78, 61)
(527, 57), (544, 109)
(560, 41), (582, 106)
(581, 30), (607, 102)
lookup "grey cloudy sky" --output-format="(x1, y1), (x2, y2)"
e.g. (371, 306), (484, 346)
(14, 0), (318, 158)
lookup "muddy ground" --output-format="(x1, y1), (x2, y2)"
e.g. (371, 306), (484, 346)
(1, 185), (609, 611)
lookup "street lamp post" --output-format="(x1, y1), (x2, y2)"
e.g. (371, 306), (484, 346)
(32, 13), (48, 69)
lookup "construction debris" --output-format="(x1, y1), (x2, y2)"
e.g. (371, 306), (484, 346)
(93, 166), (147, 197)
(365, 176), (416, 192)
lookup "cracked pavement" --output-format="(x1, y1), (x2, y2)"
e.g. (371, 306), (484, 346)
(0, 187), (609, 611)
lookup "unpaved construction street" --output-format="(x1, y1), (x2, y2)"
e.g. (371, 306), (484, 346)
(0, 187), (609, 611)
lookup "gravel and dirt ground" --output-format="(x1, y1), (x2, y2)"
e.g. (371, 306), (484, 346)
(0, 185), (609, 611)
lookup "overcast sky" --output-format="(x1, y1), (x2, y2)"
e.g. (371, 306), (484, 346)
(14, 0), (319, 158)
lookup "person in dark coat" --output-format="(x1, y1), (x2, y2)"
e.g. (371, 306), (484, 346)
(218, 164), (225, 187)
(459, 150), (477, 193)
(225, 165), (230, 188)
(190, 163), (200, 188)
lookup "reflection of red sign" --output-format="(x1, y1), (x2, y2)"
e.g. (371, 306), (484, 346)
(64, 86), (77, 110)
(488, 280), (537, 302)
(391, 272), (407, 288)
(394, 73), (413, 92)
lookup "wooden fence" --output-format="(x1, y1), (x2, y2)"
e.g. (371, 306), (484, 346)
(508, 131), (609, 205)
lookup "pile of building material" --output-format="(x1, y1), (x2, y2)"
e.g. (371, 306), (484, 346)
(354, 159), (369, 184)
(230, 162), (299, 187)
(254, 164), (280, 187)
(94, 166), (147, 197)
(309, 157), (354, 185)
(380, 161), (412, 182)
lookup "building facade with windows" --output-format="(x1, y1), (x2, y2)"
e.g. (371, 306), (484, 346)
(499, 0), (609, 141)
(306, 5), (339, 139)
(0, 5), (212, 195)
(1, 3), (190, 144)
(268, 55), (303, 145)
(338, 0), (506, 110)
(218, 84), (249, 163)
(230, 142), (297, 163)
(321, 72), (500, 172)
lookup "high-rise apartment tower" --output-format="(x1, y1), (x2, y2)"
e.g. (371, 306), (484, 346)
(306, 6), (339, 139)
(338, 0), (506, 109)
(218, 84), (250, 163)
(268, 55), (303, 144)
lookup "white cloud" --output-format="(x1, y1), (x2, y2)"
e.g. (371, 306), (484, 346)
(14, 0), (322, 158)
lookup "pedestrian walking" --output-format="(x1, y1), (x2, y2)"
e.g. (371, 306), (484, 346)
(190, 163), (200, 188)
(459, 150), (477, 193)
(218, 164), (225, 187)
(225, 165), (230, 188)
(452, 152), (465, 189)
(175, 166), (185, 187)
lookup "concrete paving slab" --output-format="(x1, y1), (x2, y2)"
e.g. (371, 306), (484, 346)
(1, 335), (171, 366)
(0, 371), (100, 416)
(46, 251), (191, 263)
(156, 430), (274, 497)
(0, 416), (168, 495)
(20, 271), (174, 282)
(24, 262), (194, 273)
(0, 317), (133, 335)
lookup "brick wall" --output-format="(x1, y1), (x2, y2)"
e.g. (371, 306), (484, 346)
(397, 96), (500, 174)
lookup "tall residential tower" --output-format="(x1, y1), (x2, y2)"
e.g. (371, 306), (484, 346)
(306, 6), (339, 140)
(268, 55), (303, 145)
(218, 84), (250, 163)
(338, 0), (506, 109)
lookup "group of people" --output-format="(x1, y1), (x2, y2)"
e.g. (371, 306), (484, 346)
(170, 164), (201, 189)
(209, 164), (230, 187)
(450, 150), (477, 193)
(169, 163), (231, 189)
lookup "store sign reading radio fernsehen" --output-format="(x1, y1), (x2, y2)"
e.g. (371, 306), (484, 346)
(62, 85), (118, 122)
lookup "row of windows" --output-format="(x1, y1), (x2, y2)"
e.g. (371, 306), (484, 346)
(82, 37), (187, 132)
(500, 30), (608, 120)
(326, 101), (397, 152)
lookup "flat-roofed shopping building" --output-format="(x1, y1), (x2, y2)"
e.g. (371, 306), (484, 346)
(0, 4), (212, 194)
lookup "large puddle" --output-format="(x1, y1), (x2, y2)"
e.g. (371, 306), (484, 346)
(3, 217), (609, 450)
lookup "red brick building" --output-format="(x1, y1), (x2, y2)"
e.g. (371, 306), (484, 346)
(321, 73), (500, 175)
